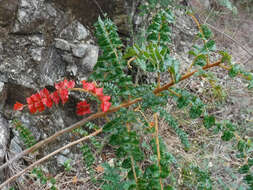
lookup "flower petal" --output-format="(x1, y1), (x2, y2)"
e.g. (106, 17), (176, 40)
(13, 102), (24, 111)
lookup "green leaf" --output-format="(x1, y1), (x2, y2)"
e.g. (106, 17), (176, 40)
(194, 54), (207, 66)
(144, 164), (160, 179)
(243, 174), (253, 185)
(159, 109), (190, 150)
(189, 105), (203, 119)
(248, 158), (253, 167)
(221, 130), (234, 141)
(228, 64), (240, 78)
(177, 95), (189, 108)
(103, 118), (121, 132)
(201, 24), (212, 40)
(238, 164), (250, 174)
(203, 115), (215, 129)
(204, 40), (216, 52)
(219, 51), (231, 64)
(164, 186), (175, 190)
(237, 140), (247, 152)
(122, 158), (132, 169)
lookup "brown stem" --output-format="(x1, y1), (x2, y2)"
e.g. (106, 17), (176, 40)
(154, 60), (222, 94)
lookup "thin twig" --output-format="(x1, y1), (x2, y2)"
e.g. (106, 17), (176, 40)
(126, 123), (138, 185)
(0, 129), (102, 189)
(154, 113), (163, 190)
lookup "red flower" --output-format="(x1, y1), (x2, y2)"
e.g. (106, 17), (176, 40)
(76, 101), (91, 116)
(99, 95), (111, 102)
(58, 89), (69, 104)
(94, 88), (103, 97)
(54, 79), (75, 105)
(35, 101), (45, 112)
(67, 80), (75, 89)
(26, 93), (45, 113)
(40, 88), (53, 108)
(82, 80), (95, 91)
(13, 102), (24, 111)
(28, 103), (36, 114)
(55, 79), (75, 89)
(50, 91), (60, 105)
(101, 101), (111, 112)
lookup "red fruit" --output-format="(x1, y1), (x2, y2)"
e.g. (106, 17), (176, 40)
(101, 101), (111, 112)
(94, 88), (103, 97)
(76, 101), (91, 115)
(13, 102), (24, 111)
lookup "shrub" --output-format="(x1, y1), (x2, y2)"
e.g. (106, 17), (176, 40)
(2, 2), (253, 190)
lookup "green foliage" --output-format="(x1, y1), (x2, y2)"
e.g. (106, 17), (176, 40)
(32, 168), (57, 190)
(147, 9), (174, 47)
(182, 164), (213, 190)
(63, 159), (72, 172)
(203, 115), (216, 129)
(12, 120), (36, 148)
(100, 163), (133, 190)
(81, 144), (95, 168)
(159, 109), (190, 150)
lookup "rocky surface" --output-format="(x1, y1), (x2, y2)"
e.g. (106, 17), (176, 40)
(0, 115), (9, 182)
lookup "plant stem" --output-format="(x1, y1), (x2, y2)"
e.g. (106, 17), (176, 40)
(154, 113), (163, 190)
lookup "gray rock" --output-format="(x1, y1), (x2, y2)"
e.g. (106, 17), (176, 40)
(29, 47), (43, 62)
(9, 136), (23, 155)
(60, 21), (89, 42)
(40, 48), (66, 86)
(0, 115), (9, 162)
(62, 53), (74, 63)
(66, 63), (78, 76)
(0, 82), (7, 111)
(61, 148), (70, 155)
(76, 22), (89, 41)
(72, 44), (88, 58)
(28, 35), (45, 46)
(80, 45), (99, 72)
(57, 154), (69, 167)
(55, 38), (70, 51)
(0, 115), (10, 182)
(0, 0), (18, 26)
(12, 0), (45, 33)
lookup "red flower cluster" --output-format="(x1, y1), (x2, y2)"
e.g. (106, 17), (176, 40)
(14, 79), (75, 114)
(13, 79), (111, 116)
(82, 80), (111, 112)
